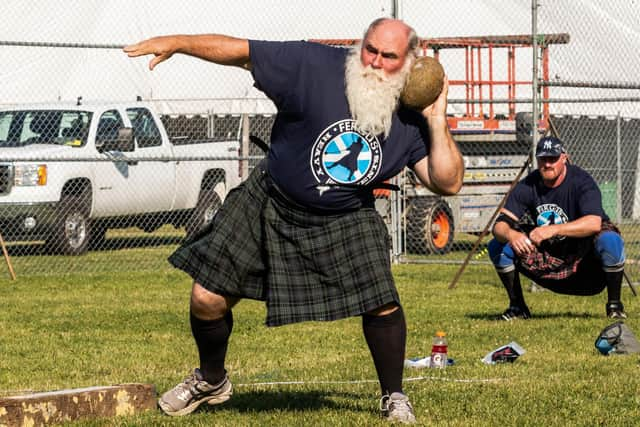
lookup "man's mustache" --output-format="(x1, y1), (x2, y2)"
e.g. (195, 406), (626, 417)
(361, 65), (388, 82)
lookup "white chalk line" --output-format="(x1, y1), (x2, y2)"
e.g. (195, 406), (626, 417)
(1, 376), (502, 397)
(236, 375), (503, 387)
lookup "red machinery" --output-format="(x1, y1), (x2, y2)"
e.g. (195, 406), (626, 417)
(312, 33), (569, 135)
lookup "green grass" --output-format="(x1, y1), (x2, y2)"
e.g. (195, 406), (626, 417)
(1, 249), (639, 426)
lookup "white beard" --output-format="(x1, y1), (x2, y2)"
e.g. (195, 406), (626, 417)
(344, 45), (412, 138)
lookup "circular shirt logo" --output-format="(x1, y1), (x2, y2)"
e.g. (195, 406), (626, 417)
(310, 119), (382, 185)
(536, 204), (568, 227)
(536, 203), (569, 241)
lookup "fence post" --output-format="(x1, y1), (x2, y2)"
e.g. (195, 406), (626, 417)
(616, 111), (622, 223)
(241, 113), (250, 179)
(531, 0), (540, 160)
(207, 109), (214, 139)
(390, 174), (403, 264)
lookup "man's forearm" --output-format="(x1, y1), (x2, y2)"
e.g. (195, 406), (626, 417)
(493, 220), (515, 243)
(426, 116), (464, 195)
(530, 214), (602, 243)
(124, 33), (251, 70)
(174, 34), (251, 68)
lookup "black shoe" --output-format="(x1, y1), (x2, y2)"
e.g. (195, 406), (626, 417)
(606, 301), (627, 319)
(499, 305), (531, 321)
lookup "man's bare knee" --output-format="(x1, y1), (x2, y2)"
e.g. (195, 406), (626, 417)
(366, 303), (400, 317)
(190, 282), (239, 320)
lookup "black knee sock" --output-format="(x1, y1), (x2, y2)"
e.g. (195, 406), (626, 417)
(498, 270), (526, 307)
(190, 310), (233, 385)
(605, 270), (624, 303)
(362, 307), (406, 396)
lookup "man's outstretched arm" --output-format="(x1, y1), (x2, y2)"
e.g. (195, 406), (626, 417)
(124, 34), (251, 71)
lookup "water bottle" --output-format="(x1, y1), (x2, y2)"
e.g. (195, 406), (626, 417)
(430, 331), (448, 369)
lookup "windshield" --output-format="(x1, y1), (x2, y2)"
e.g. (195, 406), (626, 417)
(0, 110), (93, 147)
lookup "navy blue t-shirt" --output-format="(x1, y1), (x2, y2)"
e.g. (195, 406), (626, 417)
(504, 164), (608, 255)
(249, 40), (428, 211)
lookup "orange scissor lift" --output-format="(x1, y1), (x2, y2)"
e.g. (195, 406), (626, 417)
(423, 33), (569, 137)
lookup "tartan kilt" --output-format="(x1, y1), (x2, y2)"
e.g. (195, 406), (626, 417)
(515, 221), (620, 295)
(168, 165), (400, 326)
(518, 249), (607, 295)
(515, 221), (621, 281)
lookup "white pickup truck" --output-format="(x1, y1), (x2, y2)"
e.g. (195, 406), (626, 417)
(0, 102), (240, 254)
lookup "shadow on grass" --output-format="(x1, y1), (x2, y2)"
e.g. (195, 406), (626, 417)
(465, 311), (597, 320)
(5, 235), (183, 257)
(199, 389), (369, 414)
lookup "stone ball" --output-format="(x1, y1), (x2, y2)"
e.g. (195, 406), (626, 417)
(400, 56), (445, 111)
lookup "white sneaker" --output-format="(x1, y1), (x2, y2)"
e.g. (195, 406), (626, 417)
(158, 368), (232, 416)
(380, 392), (417, 424)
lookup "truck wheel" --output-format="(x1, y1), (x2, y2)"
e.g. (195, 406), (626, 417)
(186, 188), (222, 240)
(47, 193), (92, 255)
(405, 197), (454, 254)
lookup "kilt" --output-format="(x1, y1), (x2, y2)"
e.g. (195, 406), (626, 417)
(518, 250), (607, 296)
(515, 221), (621, 295)
(168, 164), (400, 326)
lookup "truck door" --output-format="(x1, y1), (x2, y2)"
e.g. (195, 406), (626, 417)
(93, 110), (136, 216)
(125, 107), (175, 213)
(92, 108), (175, 217)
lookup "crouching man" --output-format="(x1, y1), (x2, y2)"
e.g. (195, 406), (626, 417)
(488, 136), (627, 320)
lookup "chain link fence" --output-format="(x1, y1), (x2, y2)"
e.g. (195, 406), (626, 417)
(0, 1), (639, 280)
(397, 1), (640, 284)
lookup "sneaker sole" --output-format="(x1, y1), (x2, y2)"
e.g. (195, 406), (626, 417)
(386, 412), (417, 424)
(207, 383), (233, 406)
(158, 384), (233, 416)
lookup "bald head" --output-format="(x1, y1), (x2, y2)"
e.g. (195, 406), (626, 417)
(360, 18), (418, 76)
(364, 18), (418, 57)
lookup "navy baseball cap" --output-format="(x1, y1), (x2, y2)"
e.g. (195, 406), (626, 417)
(536, 136), (565, 157)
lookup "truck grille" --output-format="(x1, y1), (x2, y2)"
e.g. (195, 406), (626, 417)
(0, 164), (12, 195)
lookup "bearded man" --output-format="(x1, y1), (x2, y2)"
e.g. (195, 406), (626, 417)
(125, 17), (463, 424)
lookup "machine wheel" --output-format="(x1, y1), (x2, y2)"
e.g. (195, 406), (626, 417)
(405, 197), (454, 254)
(47, 193), (92, 255)
(185, 187), (222, 240)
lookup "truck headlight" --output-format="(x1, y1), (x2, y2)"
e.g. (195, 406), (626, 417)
(14, 164), (47, 186)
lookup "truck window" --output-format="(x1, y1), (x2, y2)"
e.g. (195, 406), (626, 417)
(59, 112), (92, 146)
(0, 113), (15, 144)
(127, 107), (162, 148)
(0, 110), (92, 147)
(96, 111), (126, 146)
(25, 111), (61, 144)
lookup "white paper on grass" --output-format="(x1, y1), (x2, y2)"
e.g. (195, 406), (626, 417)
(481, 341), (526, 365)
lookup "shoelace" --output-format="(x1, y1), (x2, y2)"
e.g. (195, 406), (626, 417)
(379, 395), (390, 412)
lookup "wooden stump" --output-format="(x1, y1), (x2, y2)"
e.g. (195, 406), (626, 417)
(0, 383), (156, 427)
